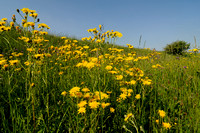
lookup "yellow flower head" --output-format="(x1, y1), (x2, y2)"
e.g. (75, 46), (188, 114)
(29, 10), (36, 13)
(119, 93), (127, 100)
(124, 113), (133, 122)
(61, 36), (67, 39)
(31, 83), (35, 87)
(105, 65), (113, 71)
(110, 107), (115, 113)
(1, 18), (7, 21)
(21, 8), (30, 14)
(78, 100), (87, 107)
(156, 119), (159, 124)
(0, 59), (7, 66)
(135, 94), (141, 99)
(89, 101), (100, 109)
(116, 75), (123, 80)
(94, 91), (109, 100)
(9, 60), (19, 66)
(59, 71), (64, 75)
(78, 107), (86, 114)
(162, 122), (171, 129)
(61, 91), (67, 96)
(69, 87), (81, 97)
(38, 23), (50, 29)
(99, 25), (102, 30)
(130, 80), (136, 85)
(10, 22), (14, 27)
(83, 92), (90, 99)
(158, 110), (166, 118)
(101, 102), (110, 109)
(81, 88), (90, 92)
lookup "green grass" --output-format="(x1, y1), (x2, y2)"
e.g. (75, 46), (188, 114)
(0, 8), (200, 133)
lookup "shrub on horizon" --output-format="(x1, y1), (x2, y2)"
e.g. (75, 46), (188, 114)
(164, 40), (190, 55)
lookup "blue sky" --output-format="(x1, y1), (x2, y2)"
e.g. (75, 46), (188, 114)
(1, 0), (200, 50)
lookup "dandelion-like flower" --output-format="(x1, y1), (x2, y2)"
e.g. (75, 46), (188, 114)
(124, 113), (133, 122)
(110, 107), (115, 113)
(89, 101), (100, 109)
(81, 88), (90, 92)
(78, 100), (87, 107)
(158, 110), (166, 118)
(162, 122), (171, 129)
(61, 91), (67, 96)
(78, 107), (86, 114)
(135, 94), (141, 99)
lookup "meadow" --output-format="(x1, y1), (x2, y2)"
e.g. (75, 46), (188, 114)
(0, 8), (200, 133)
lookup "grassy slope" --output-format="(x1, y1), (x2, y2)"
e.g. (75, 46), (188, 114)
(0, 29), (200, 132)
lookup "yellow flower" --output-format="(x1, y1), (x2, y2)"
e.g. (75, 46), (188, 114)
(32, 13), (38, 18)
(94, 91), (109, 100)
(83, 45), (89, 49)
(124, 113), (133, 122)
(106, 91), (112, 94)
(141, 78), (152, 85)
(86, 62), (95, 69)
(26, 22), (35, 27)
(21, 8), (30, 14)
(101, 102), (110, 109)
(135, 94), (141, 99)
(152, 65), (157, 68)
(158, 110), (166, 118)
(81, 88), (90, 92)
(99, 25), (102, 30)
(10, 22), (14, 27)
(29, 10), (36, 13)
(27, 48), (35, 52)
(116, 75), (123, 80)
(61, 91), (67, 96)
(162, 122), (171, 129)
(69, 87), (81, 97)
(61, 37), (66, 39)
(127, 89), (133, 93)
(130, 80), (136, 85)
(89, 101), (100, 109)
(31, 83), (35, 87)
(59, 71), (64, 75)
(83, 93), (90, 99)
(105, 65), (113, 70)
(73, 40), (78, 43)
(108, 71), (117, 74)
(119, 93), (127, 100)
(3, 64), (9, 69)
(110, 107), (115, 113)
(38, 23), (50, 29)
(0, 59), (7, 65)
(1, 18), (7, 21)
(78, 107), (86, 114)
(156, 119), (159, 124)
(96, 39), (101, 43)
(115, 31), (123, 38)
(78, 100), (87, 107)
(9, 60), (19, 66)
(128, 45), (134, 49)
(34, 54), (44, 59)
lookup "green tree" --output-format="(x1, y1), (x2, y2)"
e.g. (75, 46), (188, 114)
(164, 40), (190, 55)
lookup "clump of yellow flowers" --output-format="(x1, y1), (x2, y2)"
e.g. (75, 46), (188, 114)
(82, 25), (123, 44)
(62, 87), (114, 114)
